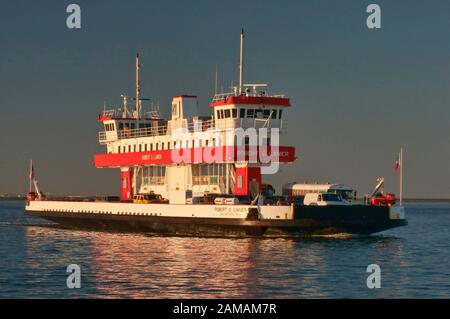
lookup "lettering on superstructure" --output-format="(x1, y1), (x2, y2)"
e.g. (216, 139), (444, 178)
(142, 154), (162, 161)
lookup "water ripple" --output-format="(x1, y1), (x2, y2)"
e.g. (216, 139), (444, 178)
(0, 201), (449, 298)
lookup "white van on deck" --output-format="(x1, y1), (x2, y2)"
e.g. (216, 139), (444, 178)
(303, 193), (351, 206)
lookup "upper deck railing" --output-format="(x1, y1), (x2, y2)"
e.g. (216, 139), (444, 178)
(98, 118), (288, 143)
(211, 92), (237, 104)
(100, 108), (162, 120)
(210, 91), (287, 104)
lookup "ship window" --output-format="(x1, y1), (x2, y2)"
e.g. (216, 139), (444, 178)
(240, 108), (246, 118)
(263, 110), (271, 119)
(128, 145), (131, 152)
(117, 147), (121, 153)
(247, 109), (255, 118)
(147, 165), (166, 185)
(279, 110), (283, 119)
(162, 142), (165, 150)
(133, 145), (136, 152)
(205, 140), (209, 147)
(219, 109), (224, 119)
(156, 143), (159, 151)
(130, 123), (136, 130)
(255, 110), (263, 119)
(119, 122), (124, 130)
(139, 123), (150, 129)
(144, 144), (147, 152)
(224, 109), (231, 118)
(216, 110), (221, 119)
(139, 144), (142, 152)
(232, 109), (237, 118)
(271, 110), (277, 119)
(245, 136), (250, 145)
(149, 143), (153, 151)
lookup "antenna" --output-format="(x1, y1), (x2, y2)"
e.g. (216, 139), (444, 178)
(135, 53), (141, 119)
(239, 29), (244, 94)
(215, 64), (218, 95)
(120, 94), (129, 118)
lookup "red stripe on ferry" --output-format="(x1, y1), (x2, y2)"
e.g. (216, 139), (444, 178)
(93, 146), (296, 167)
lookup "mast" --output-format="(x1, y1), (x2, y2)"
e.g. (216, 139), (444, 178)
(239, 29), (244, 95)
(400, 148), (403, 206)
(135, 53), (141, 119)
(29, 159), (33, 193)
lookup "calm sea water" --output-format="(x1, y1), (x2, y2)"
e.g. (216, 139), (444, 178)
(0, 201), (449, 298)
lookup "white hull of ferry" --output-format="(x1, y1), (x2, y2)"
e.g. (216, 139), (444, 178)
(25, 200), (407, 237)
(25, 200), (293, 220)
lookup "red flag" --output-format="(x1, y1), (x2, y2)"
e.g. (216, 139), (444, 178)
(393, 153), (400, 172)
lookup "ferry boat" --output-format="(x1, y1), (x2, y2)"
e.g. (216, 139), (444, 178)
(25, 31), (407, 237)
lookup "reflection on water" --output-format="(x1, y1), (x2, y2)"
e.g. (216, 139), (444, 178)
(1, 201), (449, 298)
(21, 226), (410, 298)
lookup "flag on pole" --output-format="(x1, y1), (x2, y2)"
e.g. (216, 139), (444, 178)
(29, 160), (34, 181)
(28, 159), (34, 193)
(393, 152), (401, 172)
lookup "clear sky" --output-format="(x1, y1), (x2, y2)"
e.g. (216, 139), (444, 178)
(1, 0), (449, 198)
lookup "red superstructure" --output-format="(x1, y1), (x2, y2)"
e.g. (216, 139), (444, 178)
(94, 32), (296, 203)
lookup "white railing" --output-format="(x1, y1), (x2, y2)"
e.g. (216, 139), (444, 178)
(98, 118), (288, 143)
(211, 92), (288, 104)
(101, 109), (124, 118)
(211, 92), (237, 103)
(101, 108), (161, 120)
